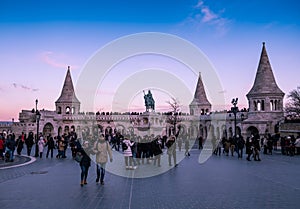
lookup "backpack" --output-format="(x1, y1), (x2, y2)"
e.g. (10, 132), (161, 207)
(74, 152), (83, 163)
(122, 141), (128, 150)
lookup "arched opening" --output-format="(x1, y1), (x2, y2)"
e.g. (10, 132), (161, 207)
(43, 123), (54, 137)
(246, 126), (259, 137)
(254, 101), (257, 111)
(115, 124), (126, 135)
(64, 126), (70, 134)
(228, 127), (233, 138)
(257, 101), (261, 111)
(58, 106), (62, 114)
(270, 100), (274, 111)
(58, 126), (62, 136)
(98, 125), (104, 133)
(66, 106), (71, 114)
(105, 126), (113, 136)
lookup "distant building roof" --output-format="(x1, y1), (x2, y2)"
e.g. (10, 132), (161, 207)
(247, 42), (284, 97)
(55, 66), (80, 104)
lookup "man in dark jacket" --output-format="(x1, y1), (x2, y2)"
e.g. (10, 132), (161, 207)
(46, 134), (55, 158)
(6, 134), (16, 162)
(25, 132), (34, 156)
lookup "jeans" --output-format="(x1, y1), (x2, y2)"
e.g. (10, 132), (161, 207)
(238, 148), (243, 158)
(81, 165), (89, 181)
(46, 148), (54, 158)
(27, 146), (32, 156)
(7, 149), (14, 161)
(96, 163), (106, 182)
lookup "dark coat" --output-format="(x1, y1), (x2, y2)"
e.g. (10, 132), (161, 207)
(79, 148), (91, 167)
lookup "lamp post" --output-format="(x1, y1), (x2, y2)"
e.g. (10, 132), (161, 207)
(231, 98), (239, 137)
(34, 99), (41, 157)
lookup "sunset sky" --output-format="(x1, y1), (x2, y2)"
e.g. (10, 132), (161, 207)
(0, 0), (299, 121)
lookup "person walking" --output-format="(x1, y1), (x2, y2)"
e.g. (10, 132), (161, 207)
(184, 136), (190, 157)
(38, 134), (45, 158)
(25, 132), (34, 156)
(46, 134), (55, 158)
(246, 137), (253, 161)
(93, 134), (113, 185)
(78, 141), (91, 187)
(0, 135), (4, 160)
(122, 137), (136, 170)
(5, 134), (16, 162)
(166, 135), (177, 167)
(16, 132), (26, 155)
(237, 135), (245, 159)
(152, 135), (163, 166)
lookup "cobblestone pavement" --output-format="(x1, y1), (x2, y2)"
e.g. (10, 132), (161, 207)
(0, 147), (299, 209)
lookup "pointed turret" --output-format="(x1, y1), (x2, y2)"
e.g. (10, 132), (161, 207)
(189, 72), (211, 115)
(247, 42), (284, 97)
(244, 43), (285, 135)
(55, 66), (80, 115)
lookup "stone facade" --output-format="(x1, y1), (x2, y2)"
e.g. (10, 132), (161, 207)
(9, 43), (287, 140)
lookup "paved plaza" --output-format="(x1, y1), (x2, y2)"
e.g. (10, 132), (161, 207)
(0, 146), (300, 209)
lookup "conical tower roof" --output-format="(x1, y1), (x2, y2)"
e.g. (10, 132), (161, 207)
(55, 66), (80, 104)
(247, 42), (284, 97)
(191, 72), (211, 106)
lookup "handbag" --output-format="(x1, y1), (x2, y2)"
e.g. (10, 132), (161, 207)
(75, 152), (83, 163)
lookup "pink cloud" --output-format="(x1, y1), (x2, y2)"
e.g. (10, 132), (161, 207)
(40, 51), (80, 70)
(201, 7), (217, 23)
(189, 0), (230, 36)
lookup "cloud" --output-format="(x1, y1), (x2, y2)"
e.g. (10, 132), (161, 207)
(12, 83), (39, 92)
(186, 0), (230, 36)
(40, 51), (80, 70)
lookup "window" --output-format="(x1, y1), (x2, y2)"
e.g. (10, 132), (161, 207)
(66, 107), (70, 114)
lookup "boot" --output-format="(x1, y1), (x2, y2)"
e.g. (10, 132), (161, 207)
(80, 180), (84, 186)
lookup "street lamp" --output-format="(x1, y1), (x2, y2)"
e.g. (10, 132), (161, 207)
(231, 98), (239, 137)
(34, 99), (41, 157)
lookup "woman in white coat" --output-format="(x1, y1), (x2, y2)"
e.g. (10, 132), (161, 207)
(38, 135), (46, 158)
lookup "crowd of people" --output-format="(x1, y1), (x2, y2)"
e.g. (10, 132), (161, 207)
(209, 133), (300, 161)
(1, 129), (299, 186)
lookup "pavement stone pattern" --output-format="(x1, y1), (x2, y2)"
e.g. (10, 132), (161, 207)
(0, 146), (300, 209)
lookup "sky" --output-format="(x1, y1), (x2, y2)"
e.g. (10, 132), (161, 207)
(0, 0), (300, 121)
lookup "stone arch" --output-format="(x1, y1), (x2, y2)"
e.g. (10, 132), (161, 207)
(105, 126), (113, 135)
(128, 126), (134, 135)
(66, 106), (71, 114)
(228, 127), (233, 138)
(58, 126), (62, 136)
(64, 126), (70, 134)
(115, 124), (126, 135)
(221, 125), (227, 139)
(43, 122), (54, 137)
(58, 106), (62, 114)
(246, 126), (259, 137)
(177, 123), (187, 136)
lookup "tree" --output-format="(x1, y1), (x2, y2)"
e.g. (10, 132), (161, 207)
(285, 86), (300, 117)
(166, 97), (182, 136)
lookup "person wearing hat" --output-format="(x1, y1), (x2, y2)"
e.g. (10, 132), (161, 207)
(93, 134), (113, 185)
